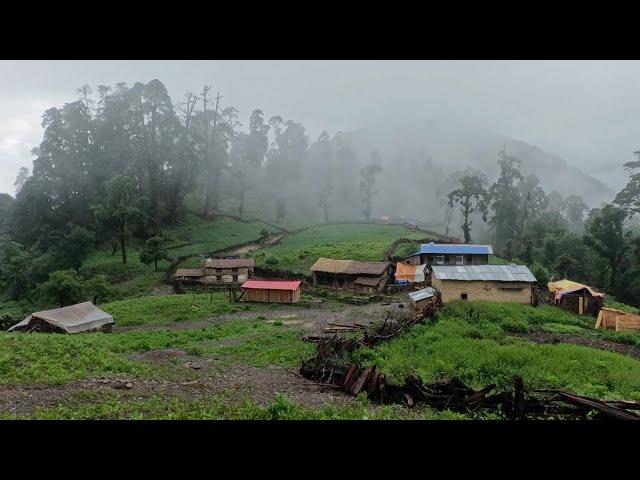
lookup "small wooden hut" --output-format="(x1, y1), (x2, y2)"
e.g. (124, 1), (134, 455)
(310, 258), (391, 291)
(240, 279), (302, 303)
(408, 287), (438, 311)
(548, 279), (604, 316)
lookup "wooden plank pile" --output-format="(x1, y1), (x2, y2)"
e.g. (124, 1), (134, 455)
(299, 295), (640, 420)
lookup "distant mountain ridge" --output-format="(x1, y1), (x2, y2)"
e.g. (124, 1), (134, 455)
(347, 119), (613, 208)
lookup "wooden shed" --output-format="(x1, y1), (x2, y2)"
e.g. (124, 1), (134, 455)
(240, 279), (302, 303)
(595, 307), (640, 332)
(310, 258), (391, 291)
(354, 277), (384, 294)
(548, 279), (604, 316)
(408, 287), (438, 311)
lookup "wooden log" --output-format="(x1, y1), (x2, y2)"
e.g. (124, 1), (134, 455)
(349, 367), (372, 395)
(594, 310), (603, 329)
(544, 390), (640, 421)
(342, 364), (358, 388)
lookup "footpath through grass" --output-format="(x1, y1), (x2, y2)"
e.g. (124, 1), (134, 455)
(250, 223), (426, 273)
(356, 301), (640, 401)
(164, 214), (277, 257)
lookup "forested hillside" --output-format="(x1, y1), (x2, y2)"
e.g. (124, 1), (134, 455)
(3, 78), (640, 312)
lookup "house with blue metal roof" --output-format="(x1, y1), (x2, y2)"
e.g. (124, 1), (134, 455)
(401, 242), (493, 268)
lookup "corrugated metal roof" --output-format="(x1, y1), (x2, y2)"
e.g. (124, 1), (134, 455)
(241, 280), (301, 290)
(431, 264), (536, 282)
(416, 243), (493, 255)
(408, 287), (438, 302)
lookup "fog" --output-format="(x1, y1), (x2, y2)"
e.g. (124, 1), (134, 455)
(1, 60), (638, 203)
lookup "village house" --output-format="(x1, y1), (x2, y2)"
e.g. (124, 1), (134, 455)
(203, 258), (255, 284)
(402, 242), (493, 267)
(240, 279), (302, 303)
(310, 257), (391, 293)
(431, 264), (536, 304)
(174, 258), (256, 286)
(548, 279), (604, 316)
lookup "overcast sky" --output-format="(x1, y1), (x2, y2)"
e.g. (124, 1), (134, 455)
(1, 60), (639, 195)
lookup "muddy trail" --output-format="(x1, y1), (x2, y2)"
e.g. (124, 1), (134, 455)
(212, 232), (286, 257)
(0, 362), (358, 418)
(115, 293), (410, 334)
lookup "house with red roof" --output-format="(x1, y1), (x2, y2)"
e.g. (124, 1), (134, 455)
(240, 279), (302, 303)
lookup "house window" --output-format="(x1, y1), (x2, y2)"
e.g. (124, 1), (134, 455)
(436, 255), (445, 265)
(461, 293), (468, 300)
(456, 255), (464, 265)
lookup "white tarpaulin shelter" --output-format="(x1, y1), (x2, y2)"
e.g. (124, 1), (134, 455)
(8, 302), (114, 334)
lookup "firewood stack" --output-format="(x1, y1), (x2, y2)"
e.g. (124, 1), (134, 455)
(299, 295), (640, 420)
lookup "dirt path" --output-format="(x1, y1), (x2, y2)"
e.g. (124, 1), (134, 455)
(0, 359), (357, 418)
(115, 294), (411, 334)
(218, 232), (286, 256)
(510, 331), (640, 360)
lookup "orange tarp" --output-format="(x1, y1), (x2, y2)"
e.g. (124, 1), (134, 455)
(548, 279), (604, 302)
(395, 262), (427, 283)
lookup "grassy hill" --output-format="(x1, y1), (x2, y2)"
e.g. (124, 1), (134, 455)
(249, 223), (428, 273)
(0, 292), (308, 387)
(163, 214), (279, 258)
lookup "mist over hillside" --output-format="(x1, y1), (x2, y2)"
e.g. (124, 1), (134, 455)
(347, 119), (612, 223)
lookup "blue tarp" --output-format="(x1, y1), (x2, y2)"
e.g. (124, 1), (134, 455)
(415, 243), (493, 255)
